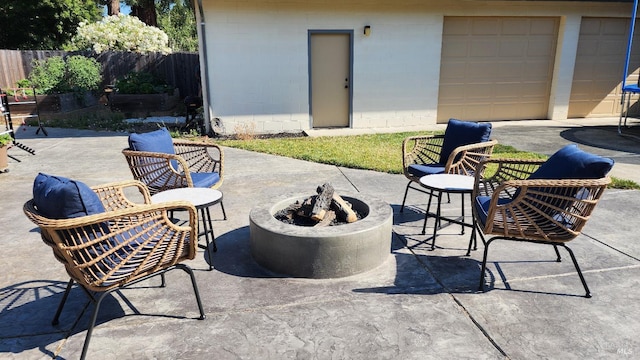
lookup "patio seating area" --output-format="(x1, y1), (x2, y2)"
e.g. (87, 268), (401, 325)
(1, 118), (639, 359)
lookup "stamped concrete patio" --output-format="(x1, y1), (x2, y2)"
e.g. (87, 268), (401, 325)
(1, 118), (639, 359)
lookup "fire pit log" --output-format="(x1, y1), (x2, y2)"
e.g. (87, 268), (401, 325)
(332, 193), (358, 223)
(295, 197), (314, 218)
(311, 183), (335, 221)
(314, 210), (337, 227)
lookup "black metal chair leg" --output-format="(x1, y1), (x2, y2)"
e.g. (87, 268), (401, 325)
(400, 181), (412, 213)
(177, 264), (206, 320)
(561, 244), (592, 298)
(80, 291), (112, 360)
(479, 237), (496, 291)
(52, 279), (74, 326)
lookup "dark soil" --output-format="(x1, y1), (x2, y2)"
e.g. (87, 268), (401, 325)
(211, 131), (307, 140)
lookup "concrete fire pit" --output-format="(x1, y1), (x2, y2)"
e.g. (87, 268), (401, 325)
(249, 192), (393, 278)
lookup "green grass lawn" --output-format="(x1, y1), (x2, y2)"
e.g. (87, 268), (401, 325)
(215, 131), (638, 190)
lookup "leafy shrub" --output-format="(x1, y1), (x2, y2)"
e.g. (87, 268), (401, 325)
(71, 14), (172, 54)
(28, 55), (102, 95)
(28, 57), (66, 94)
(65, 55), (102, 92)
(115, 71), (173, 94)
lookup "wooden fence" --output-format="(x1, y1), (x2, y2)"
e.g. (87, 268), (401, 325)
(0, 50), (201, 98)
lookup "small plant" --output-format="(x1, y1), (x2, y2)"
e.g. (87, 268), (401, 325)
(115, 71), (173, 94)
(16, 79), (32, 88)
(233, 122), (257, 140)
(0, 133), (12, 147)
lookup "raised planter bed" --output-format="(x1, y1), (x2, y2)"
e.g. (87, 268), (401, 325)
(108, 92), (180, 113)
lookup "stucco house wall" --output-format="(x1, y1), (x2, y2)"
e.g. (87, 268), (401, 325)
(195, 0), (634, 134)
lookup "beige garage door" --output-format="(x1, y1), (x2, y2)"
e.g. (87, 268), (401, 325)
(569, 18), (640, 118)
(438, 17), (559, 123)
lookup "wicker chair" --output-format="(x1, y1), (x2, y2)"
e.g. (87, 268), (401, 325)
(122, 128), (226, 218)
(473, 146), (614, 297)
(400, 119), (497, 212)
(24, 179), (205, 360)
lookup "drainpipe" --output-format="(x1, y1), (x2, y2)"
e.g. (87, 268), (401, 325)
(194, 0), (212, 135)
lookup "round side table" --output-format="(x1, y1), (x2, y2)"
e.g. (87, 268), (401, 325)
(151, 188), (224, 270)
(419, 174), (477, 255)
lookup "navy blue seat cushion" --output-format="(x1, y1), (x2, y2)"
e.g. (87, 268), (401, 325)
(128, 127), (175, 154)
(528, 144), (614, 180)
(33, 173), (105, 219)
(407, 164), (446, 178)
(191, 172), (221, 188)
(439, 119), (492, 165)
(474, 196), (514, 227)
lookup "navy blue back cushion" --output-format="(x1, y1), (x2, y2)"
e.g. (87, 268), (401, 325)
(33, 173), (105, 219)
(439, 119), (492, 164)
(529, 144), (614, 180)
(128, 128), (175, 154)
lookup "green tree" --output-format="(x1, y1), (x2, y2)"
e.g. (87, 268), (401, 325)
(0, 0), (101, 50)
(129, 0), (157, 27)
(156, 0), (198, 52)
(99, 0), (121, 15)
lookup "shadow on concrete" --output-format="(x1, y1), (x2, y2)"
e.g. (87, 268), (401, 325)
(0, 280), (121, 358)
(208, 226), (288, 278)
(0, 279), (200, 358)
(560, 125), (640, 154)
(10, 124), (129, 140)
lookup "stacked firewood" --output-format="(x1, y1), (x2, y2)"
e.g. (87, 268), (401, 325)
(274, 183), (359, 227)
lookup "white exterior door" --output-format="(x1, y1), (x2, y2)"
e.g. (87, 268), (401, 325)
(310, 33), (351, 128)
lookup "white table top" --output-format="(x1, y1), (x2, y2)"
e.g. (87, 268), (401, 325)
(419, 174), (474, 192)
(151, 188), (223, 208)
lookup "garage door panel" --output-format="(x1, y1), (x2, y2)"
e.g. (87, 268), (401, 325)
(600, 40), (627, 54)
(444, 18), (471, 34)
(499, 41), (527, 57)
(468, 62), (500, 78)
(595, 64), (625, 79)
(440, 62), (467, 79)
(472, 19), (501, 34)
(442, 40), (469, 57)
(531, 19), (558, 34)
(526, 40), (556, 57)
(494, 63), (522, 78)
(438, 85), (466, 103)
(438, 16), (557, 123)
(602, 20), (628, 35)
(470, 41), (499, 57)
(502, 19), (529, 35)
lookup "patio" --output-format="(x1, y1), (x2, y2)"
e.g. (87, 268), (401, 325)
(1, 118), (639, 359)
